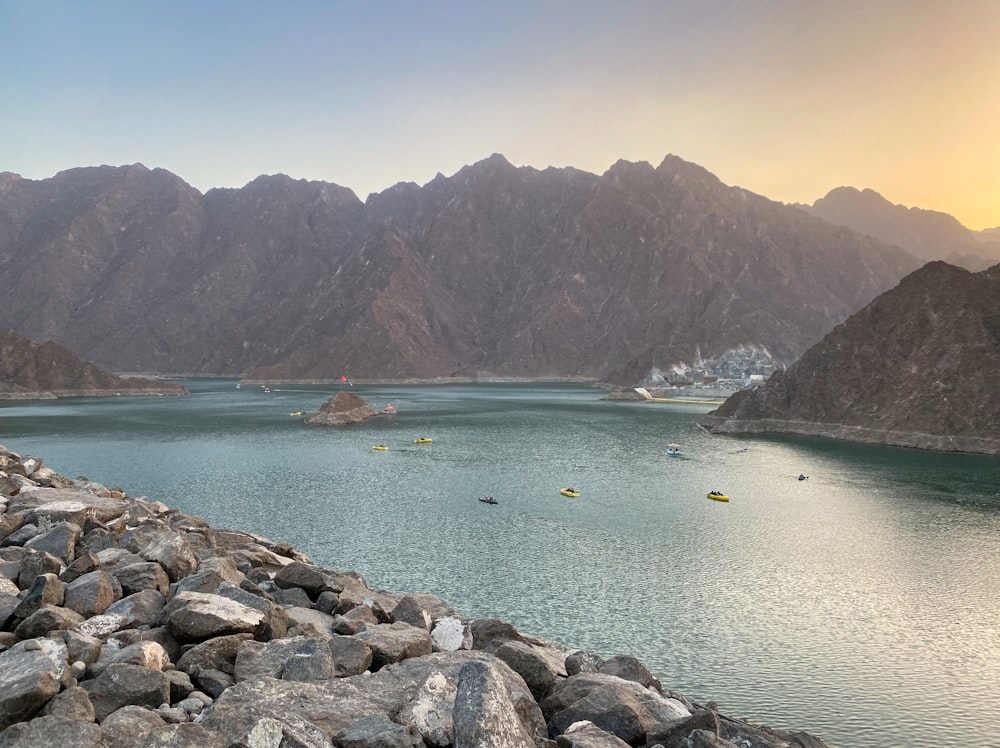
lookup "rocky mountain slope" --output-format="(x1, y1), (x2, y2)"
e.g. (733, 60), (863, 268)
(799, 187), (1000, 271)
(700, 262), (1000, 454)
(0, 328), (186, 399)
(0, 157), (919, 383)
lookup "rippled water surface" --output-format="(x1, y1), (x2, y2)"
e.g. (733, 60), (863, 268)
(3, 381), (1000, 748)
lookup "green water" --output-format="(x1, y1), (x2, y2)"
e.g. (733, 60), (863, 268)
(3, 380), (999, 748)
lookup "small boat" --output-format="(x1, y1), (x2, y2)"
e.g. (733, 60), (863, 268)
(667, 443), (682, 456)
(372, 445), (388, 451)
(560, 488), (580, 498)
(414, 437), (432, 444)
(382, 405), (395, 413)
(289, 411), (302, 417)
(707, 491), (730, 502)
(479, 496), (498, 505)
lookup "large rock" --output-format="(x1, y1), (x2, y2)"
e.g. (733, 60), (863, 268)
(452, 658), (544, 748)
(80, 662), (171, 721)
(0, 715), (102, 748)
(63, 569), (118, 617)
(355, 622), (434, 670)
(199, 650), (538, 745)
(6, 488), (129, 524)
(97, 705), (166, 748)
(0, 638), (70, 729)
(113, 561), (171, 597)
(304, 391), (379, 426)
(160, 591), (266, 642)
(540, 673), (691, 744)
(234, 635), (334, 683)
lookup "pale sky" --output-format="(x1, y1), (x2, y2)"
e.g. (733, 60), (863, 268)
(3, 0), (998, 229)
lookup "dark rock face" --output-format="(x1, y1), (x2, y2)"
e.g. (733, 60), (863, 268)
(0, 328), (187, 400)
(801, 186), (1000, 270)
(304, 390), (379, 426)
(0, 157), (917, 384)
(0, 444), (833, 746)
(701, 262), (1000, 454)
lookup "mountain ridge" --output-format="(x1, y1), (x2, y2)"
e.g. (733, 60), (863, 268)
(0, 155), (921, 383)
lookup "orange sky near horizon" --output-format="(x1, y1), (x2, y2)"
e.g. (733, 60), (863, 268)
(3, 1), (998, 230)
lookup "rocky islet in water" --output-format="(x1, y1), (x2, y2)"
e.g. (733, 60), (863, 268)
(0, 444), (830, 747)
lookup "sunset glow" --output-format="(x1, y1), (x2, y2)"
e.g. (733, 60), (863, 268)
(3, 0), (998, 228)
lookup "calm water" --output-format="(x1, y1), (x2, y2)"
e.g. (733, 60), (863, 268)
(3, 381), (1000, 748)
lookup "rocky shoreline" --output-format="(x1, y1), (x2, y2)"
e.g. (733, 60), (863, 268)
(699, 414), (1000, 455)
(1, 444), (831, 748)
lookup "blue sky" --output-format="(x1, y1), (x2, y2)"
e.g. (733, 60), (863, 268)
(4, 0), (998, 228)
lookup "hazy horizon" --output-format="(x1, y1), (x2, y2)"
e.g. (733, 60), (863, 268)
(4, 1), (998, 229)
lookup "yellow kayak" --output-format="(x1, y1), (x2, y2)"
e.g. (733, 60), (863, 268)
(372, 445), (388, 451)
(414, 438), (433, 444)
(560, 488), (580, 498)
(289, 411), (302, 417)
(707, 492), (730, 502)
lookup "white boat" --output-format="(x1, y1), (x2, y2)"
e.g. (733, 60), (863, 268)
(667, 443), (682, 456)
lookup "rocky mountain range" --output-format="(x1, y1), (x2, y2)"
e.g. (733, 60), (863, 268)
(700, 261), (1000, 455)
(798, 187), (1000, 271)
(0, 156), (923, 383)
(0, 328), (186, 399)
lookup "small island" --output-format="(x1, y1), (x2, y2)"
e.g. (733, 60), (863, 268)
(304, 390), (380, 426)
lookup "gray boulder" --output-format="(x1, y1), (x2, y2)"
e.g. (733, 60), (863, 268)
(335, 713), (423, 748)
(645, 708), (721, 748)
(59, 552), (100, 584)
(81, 662), (172, 721)
(540, 673), (690, 744)
(199, 650), (536, 745)
(39, 685), (96, 722)
(0, 715), (101, 748)
(491, 638), (560, 701)
(12, 571), (64, 621)
(329, 634), (374, 677)
(355, 622), (433, 670)
(285, 605), (337, 638)
(99, 706), (167, 748)
(176, 632), (252, 676)
(14, 604), (85, 639)
(135, 723), (228, 748)
(63, 569), (118, 617)
(555, 720), (631, 747)
(16, 549), (64, 590)
(0, 638), (70, 729)
(215, 581), (289, 640)
(23, 521), (82, 563)
(234, 635), (334, 683)
(104, 588), (167, 627)
(139, 528), (199, 582)
(452, 658), (543, 748)
(7, 488), (128, 524)
(113, 561), (171, 597)
(160, 591), (265, 642)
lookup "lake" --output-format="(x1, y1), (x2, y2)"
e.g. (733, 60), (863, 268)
(3, 380), (999, 748)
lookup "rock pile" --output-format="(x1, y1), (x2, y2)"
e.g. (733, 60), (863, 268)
(305, 391), (379, 427)
(0, 443), (830, 747)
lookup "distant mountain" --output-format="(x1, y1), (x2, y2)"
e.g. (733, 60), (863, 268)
(799, 187), (1000, 270)
(0, 328), (186, 399)
(700, 262), (1000, 455)
(0, 157), (919, 384)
